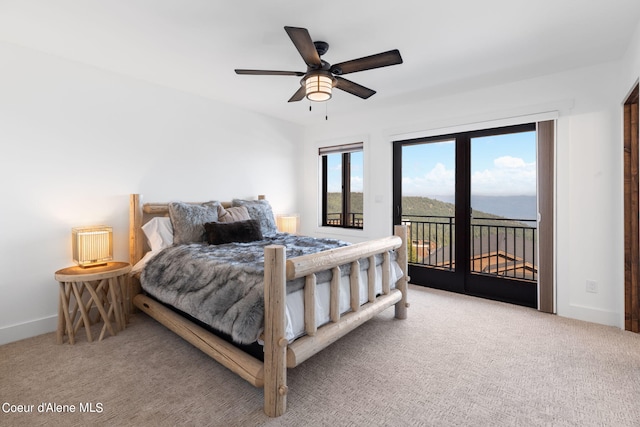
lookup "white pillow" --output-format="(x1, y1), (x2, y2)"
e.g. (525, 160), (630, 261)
(142, 217), (174, 251)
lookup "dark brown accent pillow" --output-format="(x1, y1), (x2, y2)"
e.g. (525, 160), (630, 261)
(204, 219), (264, 245)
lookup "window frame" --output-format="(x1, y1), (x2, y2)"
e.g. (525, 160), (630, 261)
(319, 142), (364, 229)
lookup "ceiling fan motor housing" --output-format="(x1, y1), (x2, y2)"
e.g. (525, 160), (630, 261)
(314, 41), (329, 56)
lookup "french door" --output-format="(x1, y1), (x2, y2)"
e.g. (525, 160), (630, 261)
(393, 123), (542, 308)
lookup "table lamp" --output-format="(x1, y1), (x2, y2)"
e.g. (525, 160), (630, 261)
(276, 215), (299, 234)
(72, 225), (113, 268)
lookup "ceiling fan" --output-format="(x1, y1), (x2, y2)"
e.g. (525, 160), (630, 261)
(235, 26), (403, 103)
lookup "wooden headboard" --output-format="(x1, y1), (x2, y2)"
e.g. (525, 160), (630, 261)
(128, 194), (265, 266)
(127, 193), (266, 306)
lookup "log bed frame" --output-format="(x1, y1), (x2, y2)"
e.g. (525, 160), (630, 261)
(128, 194), (409, 417)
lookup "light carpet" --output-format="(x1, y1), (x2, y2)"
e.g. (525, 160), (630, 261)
(1, 285), (639, 426)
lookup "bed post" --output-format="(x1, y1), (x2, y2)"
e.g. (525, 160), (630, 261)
(129, 194), (143, 266)
(263, 245), (288, 417)
(394, 225), (409, 319)
(128, 194), (144, 314)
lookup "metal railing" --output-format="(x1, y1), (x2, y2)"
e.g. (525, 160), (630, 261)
(402, 215), (455, 270)
(326, 212), (363, 228)
(402, 215), (537, 282)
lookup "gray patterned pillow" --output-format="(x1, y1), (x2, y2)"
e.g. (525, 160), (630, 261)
(231, 199), (278, 237)
(217, 205), (251, 223)
(168, 201), (220, 244)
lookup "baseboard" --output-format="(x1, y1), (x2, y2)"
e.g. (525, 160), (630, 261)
(0, 315), (58, 346)
(561, 304), (623, 329)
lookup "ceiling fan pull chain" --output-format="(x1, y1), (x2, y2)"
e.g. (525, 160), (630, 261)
(325, 102), (328, 121)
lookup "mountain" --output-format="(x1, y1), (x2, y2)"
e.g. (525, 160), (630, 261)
(429, 195), (537, 222)
(326, 192), (363, 215)
(402, 196), (526, 222)
(326, 193), (534, 227)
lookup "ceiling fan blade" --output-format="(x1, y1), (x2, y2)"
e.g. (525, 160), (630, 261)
(284, 26), (322, 68)
(288, 85), (306, 102)
(235, 69), (305, 76)
(335, 77), (376, 99)
(330, 49), (403, 75)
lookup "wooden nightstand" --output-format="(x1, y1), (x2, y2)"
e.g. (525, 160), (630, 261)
(54, 261), (131, 344)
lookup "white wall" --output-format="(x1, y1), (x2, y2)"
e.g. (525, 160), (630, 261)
(0, 42), (303, 344)
(621, 19), (640, 97)
(300, 59), (629, 328)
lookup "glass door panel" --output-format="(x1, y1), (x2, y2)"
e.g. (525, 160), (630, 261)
(402, 140), (456, 270)
(470, 131), (538, 282)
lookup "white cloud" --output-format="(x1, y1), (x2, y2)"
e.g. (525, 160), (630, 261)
(403, 158), (536, 196)
(473, 156), (536, 195)
(351, 176), (363, 192)
(403, 162), (455, 196)
(494, 155), (526, 168)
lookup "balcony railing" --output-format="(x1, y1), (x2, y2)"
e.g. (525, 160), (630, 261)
(325, 212), (363, 228)
(402, 215), (537, 282)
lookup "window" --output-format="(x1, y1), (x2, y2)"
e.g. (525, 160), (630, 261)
(320, 142), (364, 229)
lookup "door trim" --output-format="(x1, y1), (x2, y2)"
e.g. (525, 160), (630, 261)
(624, 83), (639, 332)
(537, 120), (555, 313)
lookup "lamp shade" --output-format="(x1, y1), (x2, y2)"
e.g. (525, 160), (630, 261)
(72, 226), (113, 267)
(305, 74), (333, 101)
(276, 215), (299, 234)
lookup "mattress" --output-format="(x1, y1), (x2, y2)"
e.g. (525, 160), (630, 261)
(285, 260), (401, 341)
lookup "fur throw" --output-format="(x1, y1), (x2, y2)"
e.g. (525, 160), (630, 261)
(141, 233), (352, 344)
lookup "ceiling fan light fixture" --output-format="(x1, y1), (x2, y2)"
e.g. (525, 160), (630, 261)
(305, 74), (333, 102)
(236, 26), (403, 106)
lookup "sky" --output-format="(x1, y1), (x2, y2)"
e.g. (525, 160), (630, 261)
(402, 131), (537, 197)
(326, 150), (363, 193)
(325, 131), (536, 197)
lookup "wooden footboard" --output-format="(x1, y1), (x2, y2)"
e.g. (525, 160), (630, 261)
(281, 231), (407, 367)
(128, 194), (408, 417)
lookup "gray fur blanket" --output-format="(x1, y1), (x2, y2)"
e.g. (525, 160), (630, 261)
(141, 233), (368, 344)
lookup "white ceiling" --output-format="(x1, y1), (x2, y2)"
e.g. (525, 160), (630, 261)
(1, 0), (640, 125)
